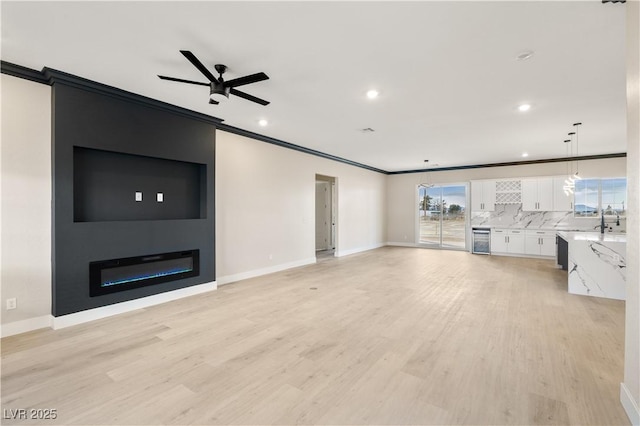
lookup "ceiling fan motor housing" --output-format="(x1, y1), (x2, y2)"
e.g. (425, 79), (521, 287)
(210, 82), (230, 99)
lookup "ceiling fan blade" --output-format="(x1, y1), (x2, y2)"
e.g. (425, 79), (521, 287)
(180, 50), (219, 83)
(158, 75), (210, 86)
(209, 99), (219, 105)
(230, 88), (270, 106)
(225, 72), (269, 88)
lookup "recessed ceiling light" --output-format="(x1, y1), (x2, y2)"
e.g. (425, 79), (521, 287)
(366, 90), (379, 99)
(522, 152), (529, 158)
(518, 104), (531, 112)
(516, 50), (535, 61)
(258, 119), (268, 126)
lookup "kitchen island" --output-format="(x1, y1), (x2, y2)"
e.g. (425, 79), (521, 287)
(557, 231), (626, 300)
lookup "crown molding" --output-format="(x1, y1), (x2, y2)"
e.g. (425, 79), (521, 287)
(2, 60), (224, 127)
(388, 153), (627, 175)
(2, 60), (627, 176)
(216, 123), (388, 174)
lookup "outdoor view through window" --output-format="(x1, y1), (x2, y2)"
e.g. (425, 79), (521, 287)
(574, 178), (626, 217)
(418, 184), (467, 249)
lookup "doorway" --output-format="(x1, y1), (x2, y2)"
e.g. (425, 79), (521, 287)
(418, 183), (467, 249)
(315, 174), (336, 257)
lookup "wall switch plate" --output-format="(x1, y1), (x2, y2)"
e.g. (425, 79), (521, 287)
(135, 192), (143, 202)
(6, 298), (17, 310)
(157, 193), (163, 202)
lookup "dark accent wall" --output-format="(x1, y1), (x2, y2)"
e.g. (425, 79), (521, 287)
(52, 82), (217, 316)
(74, 147), (206, 222)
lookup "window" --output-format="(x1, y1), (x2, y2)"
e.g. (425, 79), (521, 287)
(574, 178), (626, 217)
(601, 178), (627, 216)
(574, 179), (600, 217)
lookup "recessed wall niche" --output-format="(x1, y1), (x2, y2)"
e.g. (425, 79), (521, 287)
(74, 147), (206, 222)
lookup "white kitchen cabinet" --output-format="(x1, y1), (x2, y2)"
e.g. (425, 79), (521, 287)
(491, 229), (525, 255)
(491, 229), (507, 253)
(552, 177), (574, 212)
(522, 178), (553, 211)
(525, 230), (556, 256)
(471, 180), (496, 212)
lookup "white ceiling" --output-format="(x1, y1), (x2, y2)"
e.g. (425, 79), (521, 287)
(1, 1), (627, 172)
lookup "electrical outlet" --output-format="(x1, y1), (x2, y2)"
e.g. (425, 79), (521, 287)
(135, 191), (143, 202)
(156, 193), (164, 202)
(6, 298), (17, 310)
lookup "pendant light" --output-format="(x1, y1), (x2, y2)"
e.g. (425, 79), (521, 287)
(419, 159), (434, 189)
(563, 138), (574, 195)
(572, 122), (583, 181)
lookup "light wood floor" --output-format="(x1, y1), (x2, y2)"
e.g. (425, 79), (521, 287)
(1, 247), (629, 425)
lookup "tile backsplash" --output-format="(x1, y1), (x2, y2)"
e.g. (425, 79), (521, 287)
(471, 204), (626, 232)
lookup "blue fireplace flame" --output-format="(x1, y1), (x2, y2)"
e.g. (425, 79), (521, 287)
(102, 267), (194, 287)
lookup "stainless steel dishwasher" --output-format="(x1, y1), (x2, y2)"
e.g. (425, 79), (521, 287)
(472, 227), (491, 254)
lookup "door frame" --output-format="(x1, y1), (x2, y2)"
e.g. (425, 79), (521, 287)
(415, 182), (470, 251)
(315, 174), (337, 255)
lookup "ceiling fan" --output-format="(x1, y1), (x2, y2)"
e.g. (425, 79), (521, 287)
(158, 50), (270, 106)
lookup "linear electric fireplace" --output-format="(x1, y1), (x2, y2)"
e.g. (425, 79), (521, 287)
(90, 250), (200, 297)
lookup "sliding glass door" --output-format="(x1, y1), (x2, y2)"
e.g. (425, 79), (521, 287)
(418, 184), (467, 249)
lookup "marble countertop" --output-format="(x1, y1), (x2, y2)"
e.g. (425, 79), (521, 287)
(476, 225), (626, 234)
(557, 231), (627, 243)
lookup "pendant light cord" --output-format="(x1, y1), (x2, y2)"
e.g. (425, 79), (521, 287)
(573, 122), (582, 176)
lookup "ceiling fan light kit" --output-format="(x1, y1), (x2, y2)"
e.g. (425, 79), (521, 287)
(159, 50), (270, 106)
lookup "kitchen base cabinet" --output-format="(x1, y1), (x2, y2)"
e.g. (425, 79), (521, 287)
(491, 229), (524, 255)
(557, 235), (568, 270)
(524, 230), (556, 257)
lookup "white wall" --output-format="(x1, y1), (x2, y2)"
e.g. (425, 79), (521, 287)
(0, 75), (52, 331)
(386, 157), (627, 245)
(215, 131), (386, 284)
(623, 1), (640, 423)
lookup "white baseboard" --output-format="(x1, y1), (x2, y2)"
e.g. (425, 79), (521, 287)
(386, 241), (418, 248)
(217, 257), (317, 286)
(1, 315), (54, 338)
(335, 243), (385, 257)
(621, 382), (640, 425)
(52, 281), (217, 330)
